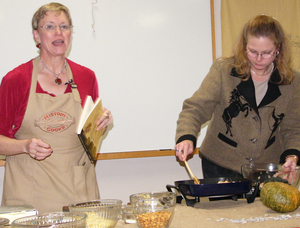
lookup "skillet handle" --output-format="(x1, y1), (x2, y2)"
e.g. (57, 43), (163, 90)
(246, 181), (259, 203)
(166, 185), (181, 203)
(166, 185), (179, 195)
(166, 184), (197, 207)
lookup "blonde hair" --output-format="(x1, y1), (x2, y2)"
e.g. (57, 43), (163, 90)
(227, 15), (294, 85)
(32, 2), (72, 31)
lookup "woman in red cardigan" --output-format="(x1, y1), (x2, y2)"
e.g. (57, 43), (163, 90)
(0, 2), (113, 213)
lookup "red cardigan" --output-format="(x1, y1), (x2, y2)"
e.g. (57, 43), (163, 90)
(0, 58), (99, 138)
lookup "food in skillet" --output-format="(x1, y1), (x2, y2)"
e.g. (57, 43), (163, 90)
(217, 179), (241, 184)
(218, 179), (230, 184)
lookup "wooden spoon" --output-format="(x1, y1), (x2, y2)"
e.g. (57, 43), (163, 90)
(184, 160), (200, 185)
(181, 153), (200, 185)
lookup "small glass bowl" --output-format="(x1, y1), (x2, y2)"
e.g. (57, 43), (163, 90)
(11, 212), (86, 227)
(120, 205), (136, 224)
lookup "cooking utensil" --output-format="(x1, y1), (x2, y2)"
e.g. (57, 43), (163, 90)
(166, 177), (252, 207)
(179, 152), (200, 185)
(184, 160), (200, 185)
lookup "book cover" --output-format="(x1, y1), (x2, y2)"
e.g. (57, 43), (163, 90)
(77, 96), (105, 163)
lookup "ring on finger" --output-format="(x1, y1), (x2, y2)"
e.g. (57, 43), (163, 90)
(104, 113), (109, 119)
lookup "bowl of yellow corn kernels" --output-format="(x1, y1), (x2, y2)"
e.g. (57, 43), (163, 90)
(68, 199), (122, 228)
(130, 191), (176, 228)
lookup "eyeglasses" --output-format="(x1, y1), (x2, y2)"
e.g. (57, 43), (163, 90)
(246, 49), (277, 59)
(39, 24), (73, 32)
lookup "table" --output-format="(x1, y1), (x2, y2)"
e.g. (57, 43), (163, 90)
(115, 198), (300, 228)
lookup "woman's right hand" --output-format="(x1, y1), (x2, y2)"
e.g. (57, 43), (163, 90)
(25, 138), (53, 160)
(175, 140), (194, 161)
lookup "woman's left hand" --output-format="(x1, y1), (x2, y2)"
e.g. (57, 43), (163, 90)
(96, 107), (113, 131)
(277, 155), (299, 184)
(282, 155), (298, 170)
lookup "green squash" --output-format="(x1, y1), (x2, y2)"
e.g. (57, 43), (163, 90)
(260, 182), (300, 213)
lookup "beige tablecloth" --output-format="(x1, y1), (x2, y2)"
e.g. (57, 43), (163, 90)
(116, 198), (300, 228)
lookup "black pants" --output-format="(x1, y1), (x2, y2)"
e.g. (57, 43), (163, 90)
(201, 156), (244, 201)
(201, 155), (243, 179)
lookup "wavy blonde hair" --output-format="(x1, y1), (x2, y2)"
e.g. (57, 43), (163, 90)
(32, 2), (72, 31)
(226, 15), (294, 85)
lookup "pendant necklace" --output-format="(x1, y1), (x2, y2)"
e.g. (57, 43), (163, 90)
(39, 56), (67, 85)
(250, 63), (274, 76)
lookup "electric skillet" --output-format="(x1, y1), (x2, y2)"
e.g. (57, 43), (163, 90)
(166, 177), (254, 207)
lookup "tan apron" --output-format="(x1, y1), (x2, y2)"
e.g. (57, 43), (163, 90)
(2, 57), (100, 214)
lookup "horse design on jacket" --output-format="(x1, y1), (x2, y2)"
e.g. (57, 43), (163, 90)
(222, 89), (252, 136)
(265, 107), (284, 149)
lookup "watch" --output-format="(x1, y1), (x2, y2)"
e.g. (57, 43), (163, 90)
(285, 155), (299, 163)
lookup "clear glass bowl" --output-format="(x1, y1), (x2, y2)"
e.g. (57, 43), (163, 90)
(120, 205), (136, 224)
(241, 163), (300, 188)
(11, 212), (86, 227)
(68, 199), (122, 228)
(130, 191), (176, 228)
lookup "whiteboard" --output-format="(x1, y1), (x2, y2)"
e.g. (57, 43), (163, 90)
(0, 0), (213, 153)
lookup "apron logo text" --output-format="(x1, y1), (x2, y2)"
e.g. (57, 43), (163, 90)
(35, 111), (75, 133)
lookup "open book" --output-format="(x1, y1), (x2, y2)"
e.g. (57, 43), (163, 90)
(77, 96), (105, 163)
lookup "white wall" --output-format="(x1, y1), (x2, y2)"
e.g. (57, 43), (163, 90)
(0, 0), (222, 204)
(96, 155), (203, 204)
(0, 0), (213, 153)
(214, 0), (222, 58)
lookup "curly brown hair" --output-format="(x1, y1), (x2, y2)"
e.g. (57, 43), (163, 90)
(226, 15), (294, 85)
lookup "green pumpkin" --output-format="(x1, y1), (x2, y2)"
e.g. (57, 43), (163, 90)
(260, 182), (300, 213)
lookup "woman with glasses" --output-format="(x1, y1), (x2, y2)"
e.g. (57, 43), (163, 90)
(0, 3), (113, 213)
(175, 15), (300, 180)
